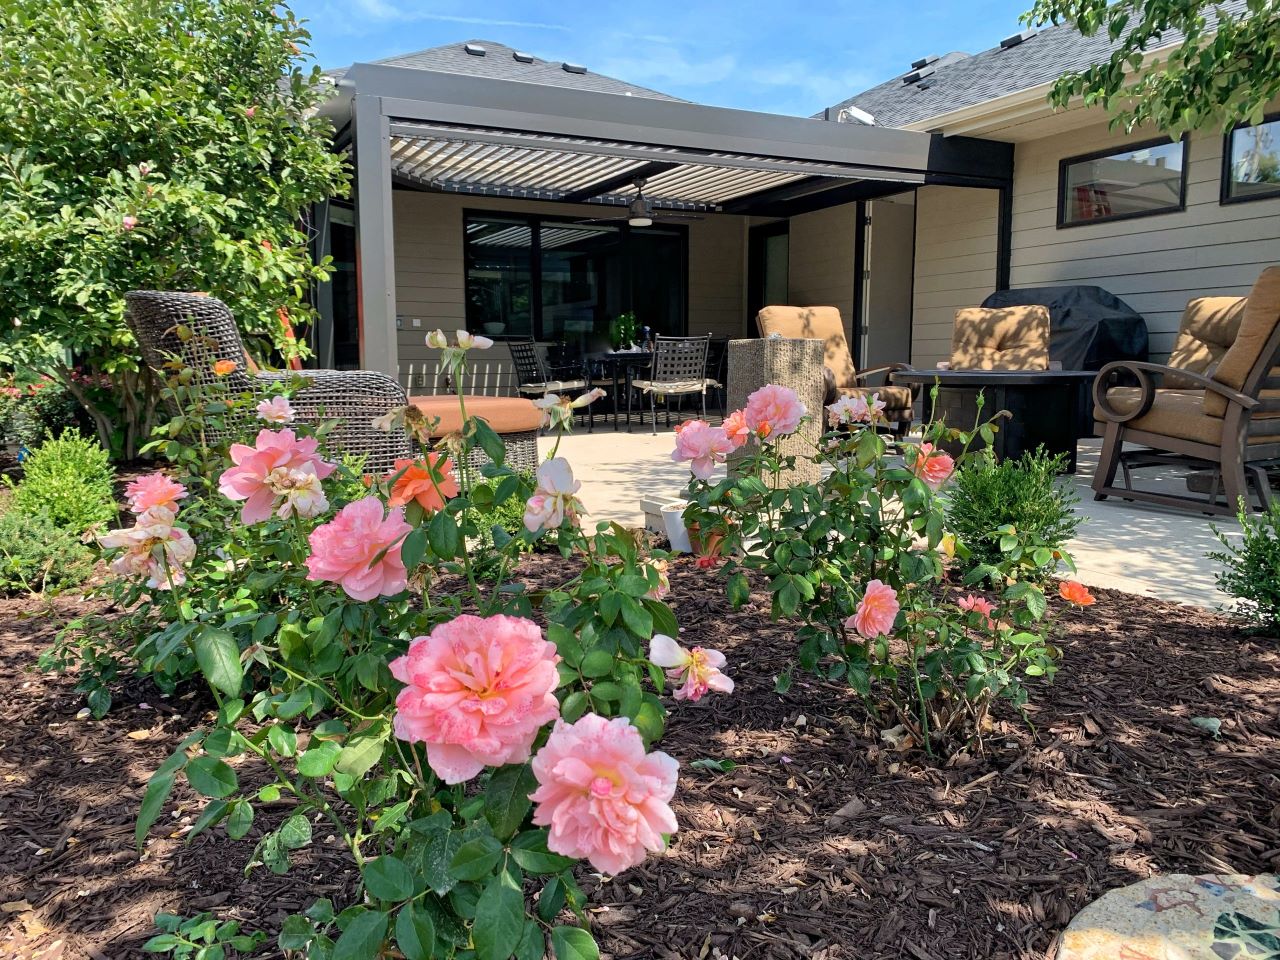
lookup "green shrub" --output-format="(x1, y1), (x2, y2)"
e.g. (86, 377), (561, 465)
(1210, 500), (1280, 629)
(10, 429), (117, 532)
(0, 506), (96, 593)
(0, 377), (82, 450)
(945, 447), (1081, 573)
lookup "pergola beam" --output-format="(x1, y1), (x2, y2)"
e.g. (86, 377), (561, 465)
(560, 160), (680, 204)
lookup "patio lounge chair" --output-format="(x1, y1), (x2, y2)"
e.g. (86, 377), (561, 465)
(755, 306), (913, 435)
(950, 305), (1051, 370)
(125, 291), (412, 475)
(1092, 266), (1280, 515)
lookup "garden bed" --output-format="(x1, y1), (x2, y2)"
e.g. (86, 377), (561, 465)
(2, 563), (1278, 960)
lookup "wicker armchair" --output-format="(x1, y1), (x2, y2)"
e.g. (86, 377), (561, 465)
(125, 291), (412, 475)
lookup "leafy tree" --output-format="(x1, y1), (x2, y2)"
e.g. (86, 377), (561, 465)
(1023, 0), (1280, 134)
(0, 0), (348, 456)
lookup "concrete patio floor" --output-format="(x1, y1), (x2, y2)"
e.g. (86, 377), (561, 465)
(538, 428), (1244, 612)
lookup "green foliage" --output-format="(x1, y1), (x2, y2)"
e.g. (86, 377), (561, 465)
(1023, 0), (1280, 134)
(1210, 498), (1280, 629)
(0, 0), (348, 455)
(944, 447), (1081, 578)
(686, 400), (1077, 753)
(142, 911), (266, 958)
(0, 376), (84, 450)
(10, 428), (116, 532)
(0, 504), (96, 594)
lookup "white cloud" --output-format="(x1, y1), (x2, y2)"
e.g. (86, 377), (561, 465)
(349, 1), (569, 30)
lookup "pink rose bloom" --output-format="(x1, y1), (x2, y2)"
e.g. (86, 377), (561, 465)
(121, 215), (137, 231)
(523, 458), (584, 533)
(125, 472), (187, 515)
(827, 393), (886, 427)
(218, 428), (336, 524)
(648, 634), (733, 702)
(530, 714), (678, 875)
(958, 594), (996, 628)
(846, 579), (899, 639)
(643, 559), (670, 601)
(671, 420), (734, 480)
(305, 497), (409, 601)
(389, 614), (561, 784)
(98, 506), (196, 590)
(721, 409), (751, 449)
(908, 442), (955, 491)
(743, 384), (806, 439)
(256, 395), (295, 424)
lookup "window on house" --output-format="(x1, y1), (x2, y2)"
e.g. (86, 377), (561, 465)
(1058, 138), (1187, 226)
(463, 212), (686, 352)
(1223, 116), (1280, 203)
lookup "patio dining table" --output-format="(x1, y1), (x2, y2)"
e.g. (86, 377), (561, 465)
(889, 368), (1097, 472)
(586, 349), (654, 428)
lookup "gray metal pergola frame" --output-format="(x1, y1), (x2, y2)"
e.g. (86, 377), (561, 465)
(320, 63), (1013, 374)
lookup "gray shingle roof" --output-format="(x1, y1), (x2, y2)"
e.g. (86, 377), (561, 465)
(824, 2), (1246, 129)
(328, 40), (682, 102)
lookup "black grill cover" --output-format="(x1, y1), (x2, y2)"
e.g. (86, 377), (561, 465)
(980, 285), (1149, 371)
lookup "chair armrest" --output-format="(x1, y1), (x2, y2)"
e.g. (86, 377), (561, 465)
(1092, 360), (1258, 424)
(853, 362), (914, 384)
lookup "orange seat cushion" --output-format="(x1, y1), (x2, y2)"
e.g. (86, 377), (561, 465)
(951, 305), (1050, 371)
(409, 395), (542, 437)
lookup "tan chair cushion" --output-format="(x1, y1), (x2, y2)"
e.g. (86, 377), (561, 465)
(1165, 296), (1247, 387)
(756, 305), (857, 389)
(834, 384), (914, 413)
(1206, 266), (1280, 416)
(409, 395), (542, 437)
(1096, 386), (1280, 446)
(950, 305), (1050, 371)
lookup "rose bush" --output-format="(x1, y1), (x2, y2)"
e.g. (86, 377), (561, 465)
(680, 384), (1088, 754)
(45, 332), (734, 960)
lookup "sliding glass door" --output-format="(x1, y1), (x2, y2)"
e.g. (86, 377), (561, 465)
(464, 211), (685, 352)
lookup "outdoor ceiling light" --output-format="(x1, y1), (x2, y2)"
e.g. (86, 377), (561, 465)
(627, 195), (653, 227)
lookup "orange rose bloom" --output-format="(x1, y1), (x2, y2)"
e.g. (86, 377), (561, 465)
(1059, 580), (1095, 606)
(386, 454), (459, 513)
(212, 359), (238, 376)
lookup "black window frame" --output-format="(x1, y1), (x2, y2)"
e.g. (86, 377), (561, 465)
(1056, 134), (1189, 228)
(462, 208), (689, 342)
(1220, 112), (1280, 205)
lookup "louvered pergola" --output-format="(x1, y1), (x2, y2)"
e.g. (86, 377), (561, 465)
(318, 63), (1013, 373)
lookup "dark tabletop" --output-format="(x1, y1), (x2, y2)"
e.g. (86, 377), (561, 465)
(890, 368), (1098, 387)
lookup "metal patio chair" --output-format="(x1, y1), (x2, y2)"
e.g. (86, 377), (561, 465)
(627, 335), (711, 434)
(125, 291), (412, 475)
(507, 338), (596, 431)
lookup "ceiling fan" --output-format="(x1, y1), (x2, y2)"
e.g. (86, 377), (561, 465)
(576, 177), (704, 227)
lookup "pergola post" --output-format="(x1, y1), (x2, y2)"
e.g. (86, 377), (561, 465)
(352, 95), (398, 377)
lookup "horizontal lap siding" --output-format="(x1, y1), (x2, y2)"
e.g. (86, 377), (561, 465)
(390, 192), (746, 394)
(1009, 121), (1280, 360)
(911, 186), (998, 367)
(787, 203), (857, 339)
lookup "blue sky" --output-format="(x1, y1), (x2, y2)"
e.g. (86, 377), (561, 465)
(293, 0), (1036, 116)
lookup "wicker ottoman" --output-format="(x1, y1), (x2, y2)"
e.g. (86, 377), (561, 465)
(727, 338), (825, 484)
(408, 396), (541, 475)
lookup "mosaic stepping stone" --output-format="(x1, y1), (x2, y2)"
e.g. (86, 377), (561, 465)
(1059, 873), (1279, 960)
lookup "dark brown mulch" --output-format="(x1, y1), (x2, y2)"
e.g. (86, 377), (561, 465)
(2, 565), (1278, 960)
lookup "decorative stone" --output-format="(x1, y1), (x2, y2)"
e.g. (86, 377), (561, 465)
(1059, 873), (1280, 960)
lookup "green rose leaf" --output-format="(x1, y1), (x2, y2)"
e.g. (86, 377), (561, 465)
(449, 835), (503, 881)
(484, 763), (537, 840)
(364, 854), (414, 902)
(194, 627), (243, 699)
(332, 909), (388, 960)
(185, 755), (237, 799)
(552, 925), (600, 960)
(297, 740), (342, 778)
(472, 873), (524, 960)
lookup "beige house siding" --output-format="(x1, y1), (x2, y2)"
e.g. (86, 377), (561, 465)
(910, 186), (999, 367)
(787, 203), (857, 337)
(1008, 120), (1280, 359)
(389, 191), (745, 394)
